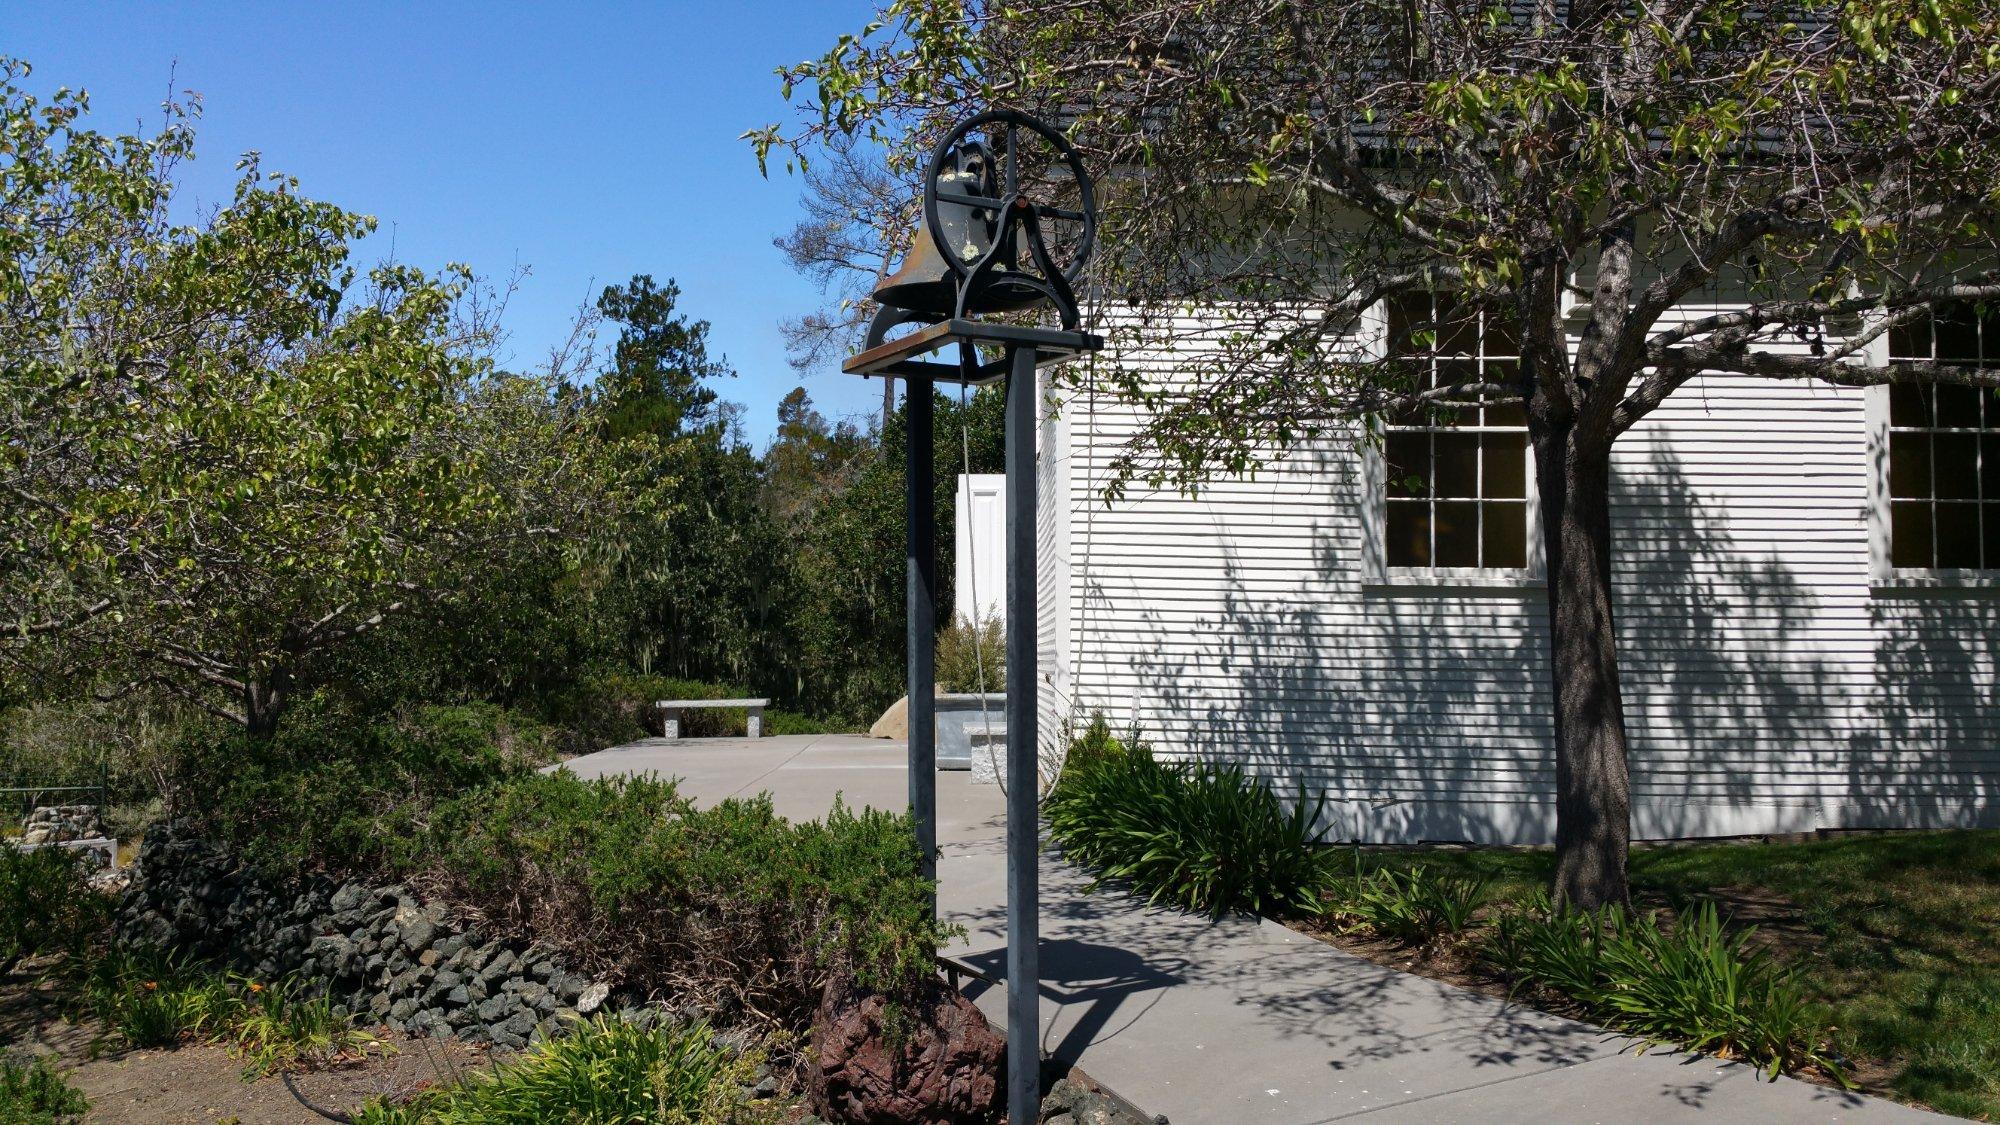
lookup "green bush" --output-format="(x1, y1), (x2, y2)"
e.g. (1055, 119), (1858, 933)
(68, 946), (238, 1049)
(180, 701), (542, 875)
(416, 772), (952, 1027)
(0, 1052), (89, 1123)
(0, 697), (207, 809)
(0, 846), (111, 970)
(1046, 718), (1338, 917)
(765, 708), (837, 736)
(935, 615), (1004, 693)
(1327, 864), (1489, 945)
(1488, 898), (1846, 1081)
(178, 701), (948, 1037)
(354, 1016), (782, 1125)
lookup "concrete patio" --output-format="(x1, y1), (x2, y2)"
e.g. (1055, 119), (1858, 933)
(558, 733), (1944, 1124)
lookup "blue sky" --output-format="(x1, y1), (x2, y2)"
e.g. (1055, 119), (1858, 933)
(6, 1), (885, 446)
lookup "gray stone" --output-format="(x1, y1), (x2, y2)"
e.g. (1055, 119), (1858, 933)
(400, 920), (438, 954)
(476, 995), (511, 1022)
(575, 981), (610, 1014)
(462, 943), (497, 973)
(389, 997), (418, 1022)
(330, 882), (368, 914)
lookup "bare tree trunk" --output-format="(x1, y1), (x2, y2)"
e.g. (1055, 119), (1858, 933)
(243, 672), (288, 741)
(1535, 423), (1632, 909)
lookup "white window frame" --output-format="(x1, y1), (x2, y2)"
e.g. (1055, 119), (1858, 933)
(1866, 316), (2000, 589)
(1357, 298), (1546, 592)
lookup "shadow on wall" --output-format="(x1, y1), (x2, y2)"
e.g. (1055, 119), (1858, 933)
(1085, 436), (2000, 844)
(1097, 440), (1550, 845)
(1860, 589), (2000, 828)
(1614, 444), (1830, 839)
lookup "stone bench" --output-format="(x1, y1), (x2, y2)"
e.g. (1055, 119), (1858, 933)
(656, 698), (770, 740)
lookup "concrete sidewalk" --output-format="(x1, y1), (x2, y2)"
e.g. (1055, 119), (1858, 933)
(558, 734), (1944, 1124)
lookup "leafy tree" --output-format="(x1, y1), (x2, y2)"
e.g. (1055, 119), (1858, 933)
(760, 2), (2000, 905)
(764, 387), (870, 526)
(597, 274), (731, 441)
(783, 386), (1003, 721)
(1, 63), (637, 736)
(590, 275), (785, 685)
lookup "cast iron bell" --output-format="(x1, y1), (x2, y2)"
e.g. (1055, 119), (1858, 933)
(872, 169), (1045, 319)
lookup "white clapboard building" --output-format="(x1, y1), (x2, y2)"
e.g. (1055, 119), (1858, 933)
(1023, 296), (2000, 843)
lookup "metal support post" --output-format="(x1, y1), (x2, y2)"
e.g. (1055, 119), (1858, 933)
(1003, 345), (1040, 1123)
(906, 377), (938, 911)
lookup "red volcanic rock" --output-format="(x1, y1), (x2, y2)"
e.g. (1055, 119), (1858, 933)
(811, 977), (1006, 1124)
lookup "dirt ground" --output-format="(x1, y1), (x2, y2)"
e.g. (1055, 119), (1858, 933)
(2, 969), (491, 1124)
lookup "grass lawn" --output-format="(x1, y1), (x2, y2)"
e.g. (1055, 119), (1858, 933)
(1366, 831), (2000, 1119)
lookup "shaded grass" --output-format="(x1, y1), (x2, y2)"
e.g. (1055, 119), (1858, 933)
(1359, 831), (2000, 1118)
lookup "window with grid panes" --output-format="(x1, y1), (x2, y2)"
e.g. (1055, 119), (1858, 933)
(1382, 293), (1530, 569)
(1887, 303), (2000, 570)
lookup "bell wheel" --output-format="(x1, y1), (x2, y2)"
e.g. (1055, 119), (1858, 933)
(922, 109), (1097, 298)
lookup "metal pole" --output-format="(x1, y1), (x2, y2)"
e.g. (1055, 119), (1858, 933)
(1003, 344), (1040, 1124)
(905, 377), (938, 912)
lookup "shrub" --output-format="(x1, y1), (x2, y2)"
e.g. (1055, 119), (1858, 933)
(69, 946), (238, 1049)
(0, 697), (207, 808)
(353, 1016), (784, 1125)
(1327, 864), (1489, 946)
(0, 846), (111, 971)
(1046, 720), (1338, 917)
(765, 708), (836, 736)
(180, 701), (539, 875)
(229, 974), (392, 1077)
(1488, 898), (1846, 1082)
(0, 1052), (89, 1123)
(1486, 894), (1602, 998)
(417, 772), (953, 1028)
(935, 615), (1005, 693)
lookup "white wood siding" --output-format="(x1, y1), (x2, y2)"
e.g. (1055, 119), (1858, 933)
(1041, 309), (2000, 842)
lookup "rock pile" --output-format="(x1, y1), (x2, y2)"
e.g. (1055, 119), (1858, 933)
(117, 824), (619, 1048)
(20, 804), (107, 846)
